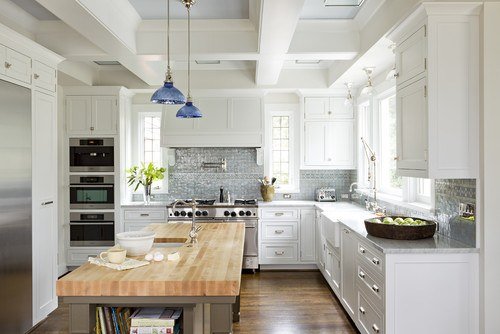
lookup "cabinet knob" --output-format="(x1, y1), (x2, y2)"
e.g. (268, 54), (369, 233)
(394, 72), (399, 78)
(5, 62), (12, 69)
(393, 156), (399, 161)
(34, 73), (40, 79)
(371, 284), (380, 293)
(275, 251), (285, 256)
(372, 324), (380, 333)
(359, 306), (366, 315)
(327, 158), (332, 162)
(358, 271), (366, 279)
(343, 229), (349, 234)
(372, 257), (380, 265)
(328, 111), (332, 115)
(359, 247), (366, 254)
(90, 126), (95, 131)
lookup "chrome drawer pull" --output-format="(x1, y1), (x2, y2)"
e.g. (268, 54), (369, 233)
(372, 324), (380, 333)
(140, 213), (150, 217)
(275, 251), (285, 256)
(274, 212), (284, 216)
(372, 258), (380, 265)
(275, 229), (284, 234)
(359, 306), (366, 315)
(359, 247), (366, 254)
(372, 284), (380, 293)
(358, 271), (366, 279)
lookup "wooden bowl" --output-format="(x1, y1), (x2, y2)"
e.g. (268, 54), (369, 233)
(364, 216), (436, 240)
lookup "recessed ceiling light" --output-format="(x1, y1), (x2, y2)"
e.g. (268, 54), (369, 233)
(295, 60), (321, 65)
(93, 61), (121, 66)
(195, 60), (221, 65)
(324, 0), (365, 7)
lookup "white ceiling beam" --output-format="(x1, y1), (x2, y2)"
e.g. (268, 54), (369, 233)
(58, 60), (99, 86)
(0, 0), (38, 39)
(256, 0), (306, 85)
(35, 0), (161, 85)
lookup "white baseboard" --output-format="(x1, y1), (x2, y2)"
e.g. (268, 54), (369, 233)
(259, 264), (319, 271)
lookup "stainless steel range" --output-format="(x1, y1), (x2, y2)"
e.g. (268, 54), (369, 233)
(167, 199), (259, 270)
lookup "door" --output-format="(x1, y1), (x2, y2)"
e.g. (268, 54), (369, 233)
(66, 96), (92, 135)
(303, 122), (329, 166)
(4, 47), (31, 84)
(330, 121), (355, 168)
(304, 97), (330, 119)
(396, 78), (428, 173)
(341, 227), (357, 317)
(32, 90), (58, 323)
(91, 96), (117, 135)
(300, 209), (316, 262)
(395, 25), (427, 85)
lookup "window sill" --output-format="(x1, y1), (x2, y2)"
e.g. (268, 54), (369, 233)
(355, 189), (433, 215)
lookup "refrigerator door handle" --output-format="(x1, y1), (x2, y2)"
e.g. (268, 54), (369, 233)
(41, 201), (54, 206)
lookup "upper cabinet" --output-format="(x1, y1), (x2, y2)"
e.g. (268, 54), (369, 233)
(302, 96), (355, 170)
(66, 95), (118, 136)
(389, 3), (480, 179)
(3, 46), (31, 84)
(33, 60), (56, 92)
(161, 96), (263, 147)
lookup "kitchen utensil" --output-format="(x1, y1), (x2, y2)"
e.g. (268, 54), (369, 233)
(116, 231), (156, 256)
(99, 248), (127, 264)
(260, 185), (275, 202)
(271, 177), (276, 185)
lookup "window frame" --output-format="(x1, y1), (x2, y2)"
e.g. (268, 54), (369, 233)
(264, 104), (300, 193)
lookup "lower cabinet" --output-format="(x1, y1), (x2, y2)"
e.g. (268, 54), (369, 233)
(340, 226), (358, 317)
(122, 207), (167, 232)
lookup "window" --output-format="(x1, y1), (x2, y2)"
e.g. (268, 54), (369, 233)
(265, 105), (299, 193)
(138, 112), (166, 191)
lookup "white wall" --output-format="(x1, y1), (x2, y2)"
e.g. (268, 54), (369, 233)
(264, 92), (300, 104)
(480, 3), (500, 333)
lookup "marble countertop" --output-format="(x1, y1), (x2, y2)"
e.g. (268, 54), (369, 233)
(121, 202), (169, 208)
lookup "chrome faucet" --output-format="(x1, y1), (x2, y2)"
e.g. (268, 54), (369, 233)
(349, 182), (358, 193)
(172, 199), (201, 245)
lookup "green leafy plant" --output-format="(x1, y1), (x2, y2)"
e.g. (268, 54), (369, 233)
(126, 162), (166, 192)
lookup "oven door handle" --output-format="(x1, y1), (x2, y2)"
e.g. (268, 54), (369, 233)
(69, 184), (114, 188)
(69, 222), (114, 226)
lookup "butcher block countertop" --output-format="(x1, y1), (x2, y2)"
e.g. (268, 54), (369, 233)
(57, 222), (245, 297)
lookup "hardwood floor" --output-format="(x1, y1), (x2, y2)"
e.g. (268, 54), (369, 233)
(31, 271), (357, 334)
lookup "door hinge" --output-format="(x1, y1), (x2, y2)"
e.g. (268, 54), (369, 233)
(424, 58), (427, 70)
(424, 25), (427, 37)
(424, 85), (427, 98)
(115, 100), (118, 106)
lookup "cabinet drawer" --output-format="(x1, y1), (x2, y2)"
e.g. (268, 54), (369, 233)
(261, 221), (298, 241)
(33, 60), (56, 92)
(357, 263), (384, 308)
(67, 249), (105, 265)
(358, 291), (384, 334)
(260, 243), (298, 264)
(124, 210), (166, 221)
(260, 208), (299, 220)
(124, 222), (155, 232)
(358, 241), (384, 273)
(4, 47), (31, 84)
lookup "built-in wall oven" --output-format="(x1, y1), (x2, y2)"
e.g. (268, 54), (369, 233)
(70, 175), (114, 209)
(69, 138), (114, 172)
(69, 212), (115, 247)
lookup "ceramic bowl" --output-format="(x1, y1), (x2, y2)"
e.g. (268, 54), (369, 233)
(116, 231), (156, 256)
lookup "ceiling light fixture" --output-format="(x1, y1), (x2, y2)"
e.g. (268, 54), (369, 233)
(176, 0), (202, 118)
(344, 82), (354, 106)
(324, 0), (366, 7)
(361, 67), (376, 96)
(295, 60), (321, 65)
(151, 0), (186, 105)
(386, 44), (397, 80)
(93, 60), (121, 66)
(195, 60), (221, 65)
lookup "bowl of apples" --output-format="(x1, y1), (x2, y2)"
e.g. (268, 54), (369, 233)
(364, 216), (436, 240)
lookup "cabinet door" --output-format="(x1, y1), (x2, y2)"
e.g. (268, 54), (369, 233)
(300, 209), (316, 262)
(4, 47), (31, 84)
(303, 122), (330, 166)
(66, 96), (92, 135)
(396, 25), (427, 85)
(330, 121), (355, 168)
(316, 211), (325, 268)
(32, 91), (58, 323)
(330, 97), (353, 119)
(304, 97), (330, 119)
(341, 227), (357, 317)
(231, 97), (262, 132)
(0, 45), (5, 75)
(33, 61), (56, 92)
(331, 251), (341, 293)
(91, 96), (117, 134)
(324, 243), (333, 279)
(396, 78), (428, 173)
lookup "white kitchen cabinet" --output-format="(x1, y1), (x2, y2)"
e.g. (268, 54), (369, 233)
(340, 226), (357, 317)
(32, 60), (56, 92)
(303, 120), (355, 169)
(300, 209), (316, 262)
(4, 46), (31, 84)
(124, 221), (153, 232)
(389, 3), (480, 178)
(66, 95), (117, 136)
(161, 96), (263, 147)
(121, 207), (168, 234)
(304, 97), (353, 120)
(32, 91), (58, 324)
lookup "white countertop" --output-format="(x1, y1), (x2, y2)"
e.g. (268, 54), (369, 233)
(121, 202), (169, 208)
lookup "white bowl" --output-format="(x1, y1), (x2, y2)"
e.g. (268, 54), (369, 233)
(116, 231), (156, 256)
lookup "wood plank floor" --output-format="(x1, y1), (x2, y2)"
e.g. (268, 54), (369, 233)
(31, 271), (357, 334)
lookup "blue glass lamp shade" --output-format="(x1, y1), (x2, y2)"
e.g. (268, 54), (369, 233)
(176, 100), (202, 118)
(150, 81), (186, 105)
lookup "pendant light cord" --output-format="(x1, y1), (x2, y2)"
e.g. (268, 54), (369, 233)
(165, 0), (172, 81)
(187, 5), (191, 99)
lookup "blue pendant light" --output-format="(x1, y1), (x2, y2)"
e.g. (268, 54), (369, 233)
(151, 0), (186, 105)
(177, 0), (202, 118)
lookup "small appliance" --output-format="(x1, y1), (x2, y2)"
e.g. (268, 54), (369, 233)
(316, 188), (337, 202)
(69, 212), (115, 247)
(69, 138), (114, 172)
(69, 175), (114, 209)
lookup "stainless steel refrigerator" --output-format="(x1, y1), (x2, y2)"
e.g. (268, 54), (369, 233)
(0, 79), (32, 333)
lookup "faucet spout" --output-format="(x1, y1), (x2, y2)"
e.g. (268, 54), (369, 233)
(349, 182), (358, 193)
(172, 199), (199, 245)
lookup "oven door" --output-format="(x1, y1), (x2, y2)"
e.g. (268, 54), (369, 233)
(69, 222), (114, 247)
(70, 146), (114, 172)
(70, 184), (114, 209)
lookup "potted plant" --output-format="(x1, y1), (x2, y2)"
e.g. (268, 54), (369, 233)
(126, 162), (166, 205)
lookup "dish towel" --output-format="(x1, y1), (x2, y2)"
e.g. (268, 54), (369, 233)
(88, 257), (150, 271)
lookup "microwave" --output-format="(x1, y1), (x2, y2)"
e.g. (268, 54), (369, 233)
(69, 138), (114, 172)
(70, 175), (114, 209)
(69, 212), (114, 247)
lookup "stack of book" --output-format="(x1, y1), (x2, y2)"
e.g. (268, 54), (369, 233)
(95, 307), (132, 334)
(129, 308), (182, 334)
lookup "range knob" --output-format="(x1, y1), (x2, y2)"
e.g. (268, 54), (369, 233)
(246, 211), (252, 216)
(195, 211), (202, 217)
(174, 211), (180, 217)
(239, 210), (245, 216)
(180, 211), (187, 217)
(231, 211), (237, 217)
(202, 211), (209, 216)
(187, 212), (193, 218)
(224, 210), (230, 217)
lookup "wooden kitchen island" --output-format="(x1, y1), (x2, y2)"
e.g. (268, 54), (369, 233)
(57, 222), (245, 334)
